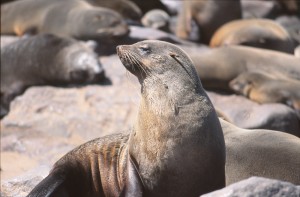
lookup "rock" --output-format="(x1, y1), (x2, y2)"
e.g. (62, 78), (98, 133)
(141, 9), (170, 32)
(1, 165), (49, 197)
(0, 35), (21, 48)
(241, 0), (281, 19)
(201, 177), (300, 197)
(207, 92), (300, 137)
(295, 45), (300, 58)
(276, 15), (300, 45)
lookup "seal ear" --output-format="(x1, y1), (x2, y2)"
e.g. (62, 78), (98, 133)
(169, 52), (179, 58)
(119, 156), (144, 197)
(169, 52), (183, 65)
(169, 52), (196, 86)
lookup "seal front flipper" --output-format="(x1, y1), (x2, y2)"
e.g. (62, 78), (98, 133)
(27, 172), (69, 197)
(119, 156), (144, 197)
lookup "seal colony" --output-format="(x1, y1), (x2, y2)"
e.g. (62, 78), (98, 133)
(0, 0), (129, 40)
(26, 40), (226, 196)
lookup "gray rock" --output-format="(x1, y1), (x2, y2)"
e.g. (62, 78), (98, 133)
(0, 35), (21, 48)
(241, 0), (280, 19)
(1, 165), (49, 197)
(207, 91), (300, 137)
(202, 177), (300, 197)
(276, 15), (300, 45)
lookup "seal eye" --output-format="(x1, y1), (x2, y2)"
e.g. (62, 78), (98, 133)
(138, 45), (151, 54)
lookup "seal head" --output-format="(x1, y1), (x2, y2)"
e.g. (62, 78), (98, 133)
(70, 7), (130, 40)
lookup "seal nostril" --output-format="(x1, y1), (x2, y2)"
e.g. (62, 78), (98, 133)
(116, 46), (122, 55)
(93, 71), (106, 83)
(70, 70), (89, 83)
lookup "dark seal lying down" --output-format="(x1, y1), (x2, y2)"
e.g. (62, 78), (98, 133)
(1, 34), (106, 118)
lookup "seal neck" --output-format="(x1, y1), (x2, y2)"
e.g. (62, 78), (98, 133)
(128, 76), (219, 189)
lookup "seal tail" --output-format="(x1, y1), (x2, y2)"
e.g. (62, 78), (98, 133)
(27, 173), (69, 197)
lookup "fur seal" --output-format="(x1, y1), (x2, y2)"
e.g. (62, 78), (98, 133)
(1, 34), (106, 118)
(221, 119), (300, 185)
(229, 71), (300, 114)
(26, 40), (226, 196)
(84, 0), (142, 21)
(190, 46), (300, 91)
(1, 0), (129, 40)
(176, 0), (242, 44)
(210, 19), (294, 54)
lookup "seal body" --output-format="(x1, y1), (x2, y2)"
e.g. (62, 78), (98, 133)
(27, 40), (226, 197)
(1, 0), (129, 39)
(84, 0), (142, 21)
(221, 119), (300, 185)
(229, 72), (300, 114)
(176, 0), (242, 44)
(210, 19), (294, 54)
(27, 134), (131, 197)
(1, 34), (105, 118)
(190, 46), (300, 91)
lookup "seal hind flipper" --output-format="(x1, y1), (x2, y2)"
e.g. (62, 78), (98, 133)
(27, 172), (69, 197)
(119, 156), (144, 197)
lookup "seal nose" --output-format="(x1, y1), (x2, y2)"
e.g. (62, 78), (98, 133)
(116, 45), (131, 54)
(116, 45), (127, 55)
(92, 71), (107, 83)
(116, 46), (122, 53)
(70, 69), (89, 83)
